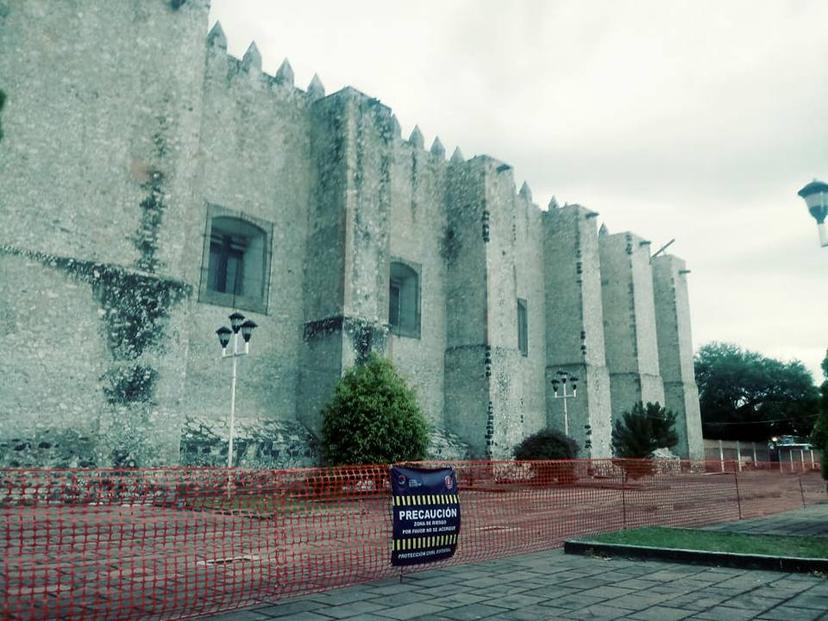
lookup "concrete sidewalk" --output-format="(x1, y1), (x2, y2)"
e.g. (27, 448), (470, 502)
(201, 505), (828, 621)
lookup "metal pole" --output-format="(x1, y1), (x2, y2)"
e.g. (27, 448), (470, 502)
(789, 450), (794, 473)
(719, 439), (725, 472)
(800, 449), (805, 473)
(228, 331), (238, 469)
(563, 392), (569, 436)
(799, 476), (806, 508)
(734, 471), (742, 520)
(736, 441), (742, 472)
(752, 442), (757, 468)
(810, 449), (815, 470)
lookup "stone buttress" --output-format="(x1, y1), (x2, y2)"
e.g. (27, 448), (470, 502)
(599, 232), (665, 422)
(652, 255), (704, 459)
(543, 205), (612, 457)
(298, 88), (396, 434)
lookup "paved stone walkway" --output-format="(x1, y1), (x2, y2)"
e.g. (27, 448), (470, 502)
(704, 502), (828, 537)
(201, 505), (828, 621)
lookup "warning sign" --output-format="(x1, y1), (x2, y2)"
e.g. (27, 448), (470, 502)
(390, 465), (461, 567)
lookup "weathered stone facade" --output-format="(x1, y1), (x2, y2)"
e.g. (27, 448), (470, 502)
(0, 0), (704, 467)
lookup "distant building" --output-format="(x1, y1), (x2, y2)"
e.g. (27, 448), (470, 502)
(0, 0), (704, 467)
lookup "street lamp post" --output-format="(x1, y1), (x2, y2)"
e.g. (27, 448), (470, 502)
(796, 179), (828, 248)
(550, 370), (578, 436)
(216, 312), (257, 469)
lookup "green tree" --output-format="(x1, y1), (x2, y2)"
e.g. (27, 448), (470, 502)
(810, 349), (828, 480)
(612, 402), (679, 458)
(695, 342), (819, 441)
(321, 353), (428, 466)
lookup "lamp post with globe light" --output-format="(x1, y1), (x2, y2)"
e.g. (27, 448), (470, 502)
(216, 311), (257, 469)
(797, 180), (828, 248)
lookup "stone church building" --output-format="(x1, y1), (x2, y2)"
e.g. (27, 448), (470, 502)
(0, 0), (703, 468)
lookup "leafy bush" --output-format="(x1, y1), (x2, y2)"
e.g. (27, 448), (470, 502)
(514, 428), (579, 460)
(513, 428), (579, 485)
(612, 402), (678, 459)
(321, 354), (428, 466)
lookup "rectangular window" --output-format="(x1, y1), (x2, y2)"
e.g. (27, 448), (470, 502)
(389, 281), (401, 328)
(389, 260), (421, 338)
(198, 204), (273, 314)
(517, 298), (528, 356)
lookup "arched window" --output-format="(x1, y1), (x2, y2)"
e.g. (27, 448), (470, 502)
(389, 260), (420, 338)
(199, 206), (272, 314)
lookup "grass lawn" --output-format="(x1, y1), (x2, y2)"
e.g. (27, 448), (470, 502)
(586, 527), (828, 559)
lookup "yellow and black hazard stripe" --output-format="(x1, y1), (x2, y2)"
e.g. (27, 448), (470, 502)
(392, 534), (458, 550)
(393, 494), (459, 506)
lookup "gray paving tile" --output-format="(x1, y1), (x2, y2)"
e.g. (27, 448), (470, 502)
(255, 599), (327, 617)
(491, 605), (573, 621)
(368, 591), (436, 607)
(547, 592), (607, 610)
(484, 593), (547, 609)
(305, 588), (379, 605)
(366, 584), (424, 596)
(437, 603), (511, 620)
(377, 603), (448, 620)
(688, 606), (762, 621)
(439, 593), (488, 607)
(323, 600), (388, 619)
(565, 603), (632, 620)
(580, 585), (637, 601)
(756, 606), (825, 621)
(627, 606), (694, 621)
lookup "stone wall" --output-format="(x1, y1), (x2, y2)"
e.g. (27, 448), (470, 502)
(0, 0), (704, 467)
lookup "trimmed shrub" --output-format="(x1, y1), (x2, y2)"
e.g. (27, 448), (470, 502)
(514, 428), (578, 460)
(513, 428), (579, 485)
(321, 354), (428, 466)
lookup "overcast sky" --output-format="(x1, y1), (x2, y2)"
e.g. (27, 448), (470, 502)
(210, 0), (827, 381)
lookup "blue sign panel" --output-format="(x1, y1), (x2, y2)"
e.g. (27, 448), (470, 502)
(390, 465), (461, 566)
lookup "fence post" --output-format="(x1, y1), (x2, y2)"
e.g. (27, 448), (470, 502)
(799, 476), (806, 508)
(800, 449), (805, 473)
(621, 470), (627, 529)
(790, 450), (794, 473)
(753, 442), (758, 466)
(734, 471), (742, 520)
(719, 439), (725, 472)
(810, 449), (815, 470)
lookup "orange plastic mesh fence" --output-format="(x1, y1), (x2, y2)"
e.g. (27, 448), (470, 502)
(2, 460), (824, 620)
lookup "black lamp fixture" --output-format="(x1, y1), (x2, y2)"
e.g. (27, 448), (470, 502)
(240, 320), (258, 343)
(229, 311), (246, 333)
(797, 179), (828, 247)
(216, 326), (232, 349)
